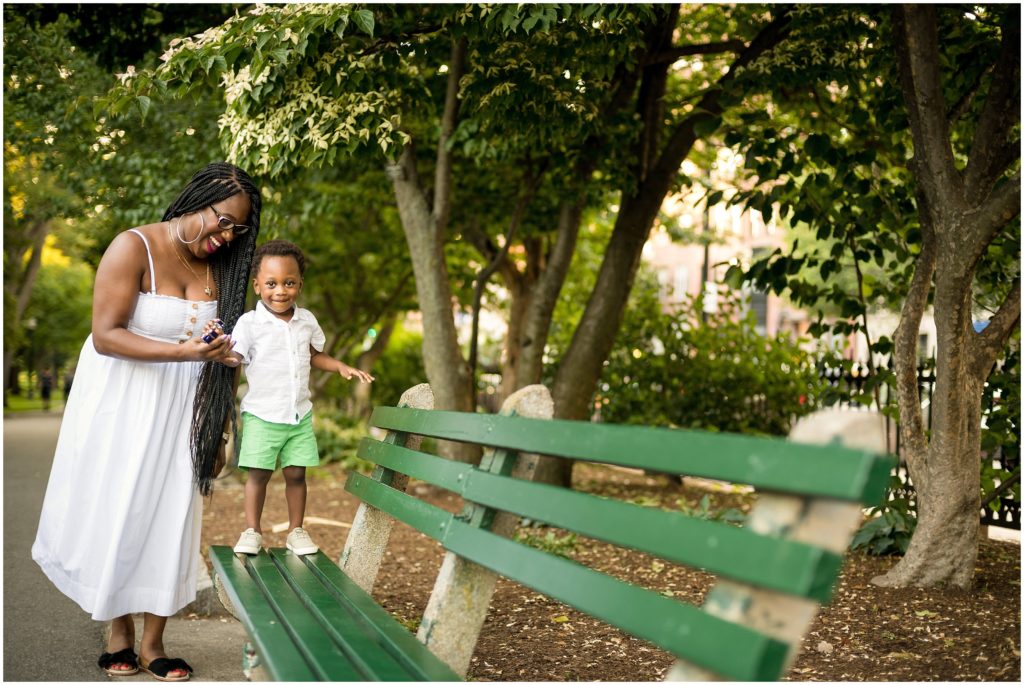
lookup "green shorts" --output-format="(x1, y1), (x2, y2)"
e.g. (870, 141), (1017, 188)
(238, 411), (320, 471)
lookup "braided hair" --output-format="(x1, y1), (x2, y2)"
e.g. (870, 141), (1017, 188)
(163, 162), (262, 496)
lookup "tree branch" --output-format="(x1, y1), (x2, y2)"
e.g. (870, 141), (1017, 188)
(652, 7), (793, 189)
(964, 4), (1021, 198)
(969, 173), (1021, 254)
(642, 39), (746, 66)
(432, 36), (467, 237)
(970, 277), (1021, 377)
(893, 233), (936, 467)
(468, 167), (543, 380)
(892, 5), (963, 210)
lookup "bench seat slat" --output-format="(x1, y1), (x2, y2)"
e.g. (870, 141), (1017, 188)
(358, 438), (842, 601)
(294, 552), (462, 681)
(209, 547), (320, 682)
(344, 474), (789, 681)
(369, 407), (891, 504)
(266, 550), (422, 681)
(244, 552), (367, 680)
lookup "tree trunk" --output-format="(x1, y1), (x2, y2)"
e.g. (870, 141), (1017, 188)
(873, 4), (1020, 588)
(509, 200), (586, 396)
(876, 265), (985, 587)
(499, 275), (532, 403)
(542, 8), (793, 487)
(386, 38), (478, 463)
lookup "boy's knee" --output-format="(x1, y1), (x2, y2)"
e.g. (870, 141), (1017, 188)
(247, 467), (274, 485)
(282, 465), (306, 483)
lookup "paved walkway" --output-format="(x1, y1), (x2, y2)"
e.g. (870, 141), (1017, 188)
(3, 413), (249, 682)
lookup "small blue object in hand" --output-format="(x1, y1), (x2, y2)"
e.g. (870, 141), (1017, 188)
(202, 319), (225, 344)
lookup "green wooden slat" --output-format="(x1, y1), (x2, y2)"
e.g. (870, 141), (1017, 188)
(441, 521), (788, 681)
(209, 546), (319, 682)
(464, 470), (842, 602)
(343, 477), (788, 680)
(345, 472), (452, 540)
(358, 438), (474, 492)
(244, 552), (364, 680)
(356, 439), (843, 601)
(369, 406), (892, 504)
(266, 550), (417, 681)
(298, 553), (462, 681)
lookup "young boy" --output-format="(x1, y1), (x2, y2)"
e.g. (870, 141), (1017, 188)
(211, 239), (373, 556)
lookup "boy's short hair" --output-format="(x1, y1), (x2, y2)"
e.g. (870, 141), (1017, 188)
(252, 239), (307, 277)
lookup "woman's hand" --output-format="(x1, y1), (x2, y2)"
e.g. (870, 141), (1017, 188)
(197, 319), (241, 366)
(185, 331), (236, 364)
(338, 361), (374, 383)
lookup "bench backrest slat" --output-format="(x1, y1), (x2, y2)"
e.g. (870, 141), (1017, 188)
(369, 406), (889, 503)
(346, 470), (789, 681)
(360, 438), (842, 601)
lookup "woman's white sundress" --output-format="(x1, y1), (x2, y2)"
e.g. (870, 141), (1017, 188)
(32, 229), (217, 621)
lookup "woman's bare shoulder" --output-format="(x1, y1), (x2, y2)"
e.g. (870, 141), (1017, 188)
(98, 224), (162, 272)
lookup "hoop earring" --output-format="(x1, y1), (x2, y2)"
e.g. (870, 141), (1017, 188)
(174, 213), (205, 245)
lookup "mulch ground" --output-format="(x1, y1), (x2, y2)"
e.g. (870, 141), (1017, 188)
(201, 461), (1021, 681)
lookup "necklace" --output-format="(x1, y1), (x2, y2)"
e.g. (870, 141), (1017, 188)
(167, 222), (212, 296)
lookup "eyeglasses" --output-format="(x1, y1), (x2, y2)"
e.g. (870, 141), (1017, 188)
(210, 202), (252, 235)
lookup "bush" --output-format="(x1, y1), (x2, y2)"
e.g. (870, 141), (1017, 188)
(369, 323), (427, 408)
(597, 289), (825, 436)
(851, 478), (917, 555)
(312, 406), (373, 472)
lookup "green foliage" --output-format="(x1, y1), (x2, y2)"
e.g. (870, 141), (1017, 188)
(676, 494), (748, 526)
(312, 407), (373, 472)
(980, 348), (1021, 513)
(851, 480), (917, 556)
(369, 323), (427, 408)
(596, 285), (826, 436)
(21, 259), (95, 369)
(514, 528), (579, 559)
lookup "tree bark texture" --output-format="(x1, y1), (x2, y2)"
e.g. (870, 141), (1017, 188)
(386, 37), (477, 462)
(874, 5), (1020, 589)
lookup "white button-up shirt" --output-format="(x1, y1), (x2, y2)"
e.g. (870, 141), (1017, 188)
(232, 301), (327, 425)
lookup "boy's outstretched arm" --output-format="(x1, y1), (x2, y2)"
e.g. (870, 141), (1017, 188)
(310, 346), (375, 383)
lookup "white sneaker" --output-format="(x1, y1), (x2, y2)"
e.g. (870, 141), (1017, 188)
(233, 528), (263, 555)
(286, 527), (318, 555)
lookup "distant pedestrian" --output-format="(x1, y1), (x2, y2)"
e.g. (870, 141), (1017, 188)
(63, 368), (74, 399)
(39, 369), (53, 411)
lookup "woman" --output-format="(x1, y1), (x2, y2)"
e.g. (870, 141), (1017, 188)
(32, 162), (261, 681)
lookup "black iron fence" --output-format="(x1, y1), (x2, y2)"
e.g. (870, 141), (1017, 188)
(820, 358), (1020, 530)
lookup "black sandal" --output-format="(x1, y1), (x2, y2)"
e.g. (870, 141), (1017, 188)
(139, 657), (193, 682)
(98, 648), (139, 676)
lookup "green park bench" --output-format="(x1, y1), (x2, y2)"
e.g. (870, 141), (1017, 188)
(209, 383), (892, 681)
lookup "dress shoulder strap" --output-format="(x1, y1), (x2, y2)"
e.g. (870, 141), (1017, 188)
(127, 228), (157, 294)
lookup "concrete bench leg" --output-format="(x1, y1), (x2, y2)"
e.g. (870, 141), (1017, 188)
(416, 384), (554, 676)
(340, 383), (435, 592)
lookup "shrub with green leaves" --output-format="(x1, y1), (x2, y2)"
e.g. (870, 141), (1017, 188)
(597, 288), (825, 436)
(851, 477), (917, 556)
(312, 407), (372, 472)
(369, 323), (427, 408)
